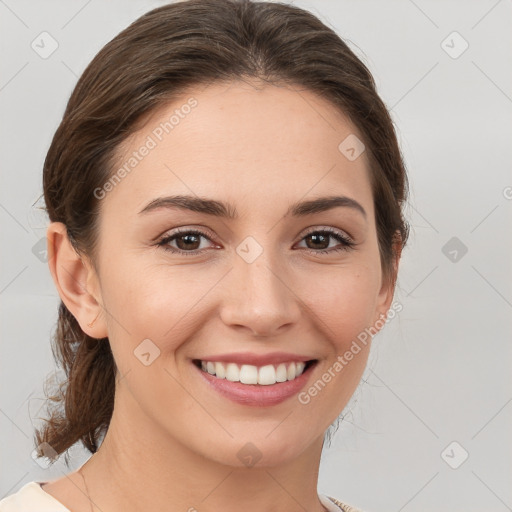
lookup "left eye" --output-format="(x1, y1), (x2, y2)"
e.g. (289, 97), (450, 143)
(295, 229), (355, 254)
(156, 228), (355, 256)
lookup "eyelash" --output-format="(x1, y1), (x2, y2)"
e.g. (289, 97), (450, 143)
(156, 227), (356, 256)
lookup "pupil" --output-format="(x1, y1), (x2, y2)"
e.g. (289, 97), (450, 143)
(178, 234), (199, 250)
(309, 233), (328, 249)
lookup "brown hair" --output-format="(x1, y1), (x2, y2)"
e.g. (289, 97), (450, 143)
(35, 0), (409, 462)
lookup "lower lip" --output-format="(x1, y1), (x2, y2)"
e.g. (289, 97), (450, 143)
(195, 362), (316, 406)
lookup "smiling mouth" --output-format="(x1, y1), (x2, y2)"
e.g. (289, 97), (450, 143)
(193, 359), (317, 386)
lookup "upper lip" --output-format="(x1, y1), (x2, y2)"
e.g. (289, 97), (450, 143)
(193, 352), (316, 366)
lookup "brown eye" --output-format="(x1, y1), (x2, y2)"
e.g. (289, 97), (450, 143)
(296, 228), (355, 254)
(174, 233), (201, 251)
(157, 229), (216, 256)
(304, 232), (330, 250)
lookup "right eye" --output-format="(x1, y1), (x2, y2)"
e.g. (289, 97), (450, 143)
(156, 228), (219, 256)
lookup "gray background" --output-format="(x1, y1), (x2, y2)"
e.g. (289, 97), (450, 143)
(1, 1), (511, 511)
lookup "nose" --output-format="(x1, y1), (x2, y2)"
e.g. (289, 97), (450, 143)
(219, 247), (302, 338)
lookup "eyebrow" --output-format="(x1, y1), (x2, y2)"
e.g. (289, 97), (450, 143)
(138, 194), (367, 219)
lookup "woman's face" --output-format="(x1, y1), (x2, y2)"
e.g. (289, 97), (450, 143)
(86, 80), (395, 467)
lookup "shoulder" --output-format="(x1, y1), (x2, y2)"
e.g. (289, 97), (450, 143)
(319, 493), (365, 512)
(0, 481), (70, 512)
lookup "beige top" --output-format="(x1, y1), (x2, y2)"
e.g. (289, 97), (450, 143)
(0, 482), (364, 512)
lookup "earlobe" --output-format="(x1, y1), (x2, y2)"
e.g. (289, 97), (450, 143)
(46, 222), (107, 339)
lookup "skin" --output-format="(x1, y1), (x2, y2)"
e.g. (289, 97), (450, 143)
(44, 79), (400, 512)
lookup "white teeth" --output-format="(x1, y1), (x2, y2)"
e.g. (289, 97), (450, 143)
(275, 363), (288, 382)
(258, 365), (276, 385)
(215, 361), (226, 379)
(225, 363), (239, 382)
(240, 365), (258, 384)
(198, 360), (309, 385)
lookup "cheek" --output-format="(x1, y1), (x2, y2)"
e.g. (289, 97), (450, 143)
(294, 264), (379, 411)
(299, 262), (381, 344)
(99, 258), (218, 355)
(102, 249), (382, 351)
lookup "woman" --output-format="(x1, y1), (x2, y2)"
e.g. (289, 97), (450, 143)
(0, 0), (408, 510)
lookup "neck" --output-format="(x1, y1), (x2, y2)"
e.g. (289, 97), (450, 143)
(81, 386), (328, 512)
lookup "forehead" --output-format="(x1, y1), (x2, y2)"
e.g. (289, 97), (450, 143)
(101, 80), (374, 220)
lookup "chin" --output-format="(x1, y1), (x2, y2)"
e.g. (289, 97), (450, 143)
(197, 429), (319, 469)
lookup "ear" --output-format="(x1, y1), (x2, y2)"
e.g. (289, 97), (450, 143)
(46, 222), (107, 339)
(373, 233), (403, 328)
